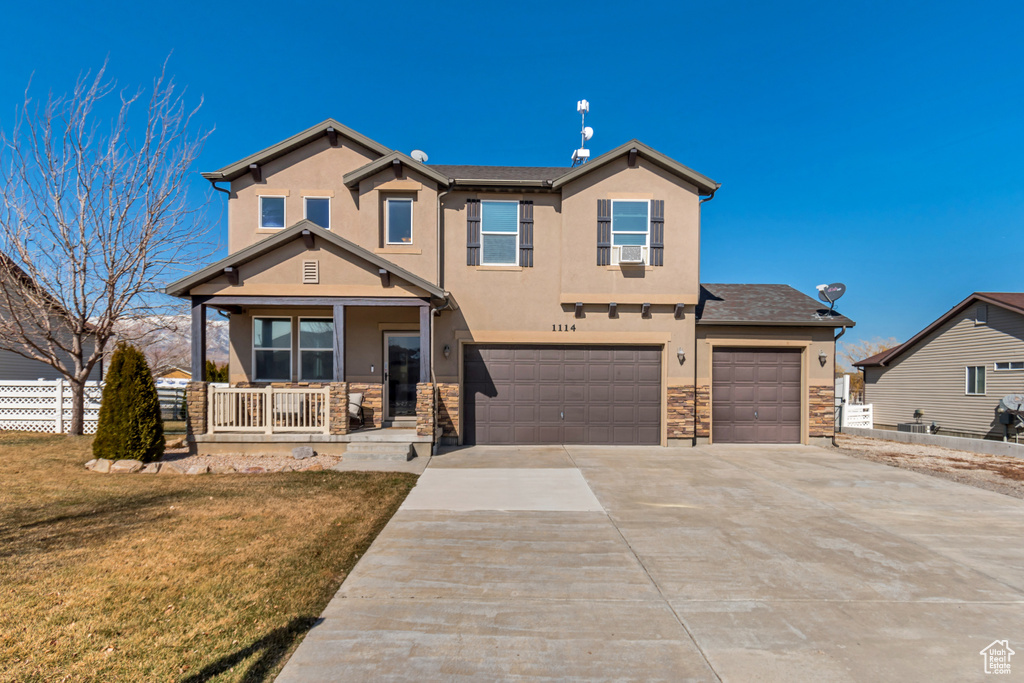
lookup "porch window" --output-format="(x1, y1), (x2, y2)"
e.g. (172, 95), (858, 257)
(386, 198), (413, 244)
(299, 318), (334, 381)
(480, 200), (518, 265)
(254, 317), (292, 381)
(260, 196), (286, 229)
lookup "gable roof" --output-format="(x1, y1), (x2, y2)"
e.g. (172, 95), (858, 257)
(201, 119), (392, 183)
(697, 283), (855, 327)
(162, 220), (446, 300)
(855, 292), (1024, 368)
(550, 140), (720, 195)
(343, 151), (451, 189)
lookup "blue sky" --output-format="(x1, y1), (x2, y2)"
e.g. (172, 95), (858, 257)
(1, 0), (1021, 346)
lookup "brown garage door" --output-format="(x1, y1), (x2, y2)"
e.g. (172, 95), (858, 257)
(712, 348), (801, 443)
(464, 345), (661, 445)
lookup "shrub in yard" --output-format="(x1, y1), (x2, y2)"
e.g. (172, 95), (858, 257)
(205, 360), (228, 382)
(93, 343), (164, 462)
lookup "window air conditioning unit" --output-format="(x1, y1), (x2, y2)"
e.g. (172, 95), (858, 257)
(618, 245), (645, 264)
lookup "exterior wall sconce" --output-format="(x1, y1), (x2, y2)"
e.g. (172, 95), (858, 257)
(443, 344), (452, 359)
(674, 303), (685, 320)
(608, 302), (618, 318)
(575, 302), (584, 319)
(641, 303), (651, 319)
(677, 348), (686, 364)
(818, 350), (828, 367)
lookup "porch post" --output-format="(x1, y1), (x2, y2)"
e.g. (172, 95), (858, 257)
(333, 303), (345, 381)
(191, 296), (207, 381)
(419, 304), (430, 383)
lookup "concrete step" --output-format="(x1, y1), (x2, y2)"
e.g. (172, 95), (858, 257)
(344, 441), (414, 462)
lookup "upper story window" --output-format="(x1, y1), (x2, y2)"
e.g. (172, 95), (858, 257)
(260, 196), (286, 229)
(965, 365), (986, 395)
(611, 200), (650, 265)
(995, 361), (1024, 370)
(304, 197), (330, 229)
(386, 198), (413, 244)
(481, 200), (519, 265)
(254, 317), (292, 381)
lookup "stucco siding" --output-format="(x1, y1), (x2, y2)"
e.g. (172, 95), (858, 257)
(864, 305), (1024, 438)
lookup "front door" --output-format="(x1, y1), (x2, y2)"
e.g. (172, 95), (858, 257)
(383, 333), (421, 420)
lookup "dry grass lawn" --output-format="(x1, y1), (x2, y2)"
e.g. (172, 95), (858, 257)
(0, 432), (417, 682)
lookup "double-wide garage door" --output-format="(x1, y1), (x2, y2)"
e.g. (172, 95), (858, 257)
(464, 345), (661, 445)
(712, 348), (801, 443)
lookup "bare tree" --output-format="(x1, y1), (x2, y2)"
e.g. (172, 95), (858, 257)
(837, 336), (902, 373)
(0, 60), (211, 434)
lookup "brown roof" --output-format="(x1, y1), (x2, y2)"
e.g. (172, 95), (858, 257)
(430, 165), (569, 183)
(697, 283), (855, 327)
(855, 292), (1024, 367)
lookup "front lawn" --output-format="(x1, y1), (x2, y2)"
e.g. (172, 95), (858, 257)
(0, 432), (417, 682)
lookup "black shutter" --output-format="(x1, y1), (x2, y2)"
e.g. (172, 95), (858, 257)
(597, 199), (611, 266)
(650, 199), (664, 266)
(466, 199), (481, 266)
(519, 200), (533, 268)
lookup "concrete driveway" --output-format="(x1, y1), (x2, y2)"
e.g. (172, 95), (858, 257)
(277, 444), (1024, 682)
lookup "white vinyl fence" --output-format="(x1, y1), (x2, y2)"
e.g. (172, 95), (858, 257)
(842, 404), (874, 429)
(0, 380), (103, 434)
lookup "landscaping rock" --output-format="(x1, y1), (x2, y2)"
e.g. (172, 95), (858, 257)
(85, 459), (97, 470)
(92, 458), (112, 474)
(165, 437), (186, 449)
(159, 462), (186, 475)
(240, 466), (266, 474)
(141, 463), (160, 474)
(209, 463), (235, 474)
(303, 463), (324, 472)
(292, 446), (315, 460)
(185, 464), (209, 475)
(110, 459), (144, 474)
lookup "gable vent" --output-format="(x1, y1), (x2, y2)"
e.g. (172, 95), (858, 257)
(302, 259), (319, 284)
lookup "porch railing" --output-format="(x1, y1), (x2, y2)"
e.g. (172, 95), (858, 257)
(208, 385), (330, 434)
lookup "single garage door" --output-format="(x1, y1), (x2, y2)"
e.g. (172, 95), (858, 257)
(712, 348), (801, 443)
(464, 345), (661, 445)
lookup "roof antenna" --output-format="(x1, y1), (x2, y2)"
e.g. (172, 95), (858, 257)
(814, 282), (847, 318)
(571, 100), (594, 167)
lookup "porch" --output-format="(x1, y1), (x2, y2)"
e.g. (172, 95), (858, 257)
(185, 295), (439, 457)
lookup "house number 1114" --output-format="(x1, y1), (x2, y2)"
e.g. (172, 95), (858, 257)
(552, 324), (577, 332)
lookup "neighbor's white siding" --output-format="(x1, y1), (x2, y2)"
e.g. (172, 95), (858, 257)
(864, 305), (1024, 438)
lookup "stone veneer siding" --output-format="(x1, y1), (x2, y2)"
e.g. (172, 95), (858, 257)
(416, 383), (435, 437)
(328, 382), (349, 435)
(185, 381), (208, 437)
(348, 383), (383, 428)
(809, 385), (835, 437)
(436, 382), (460, 441)
(695, 384), (711, 438)
(666, 385), (695, 439)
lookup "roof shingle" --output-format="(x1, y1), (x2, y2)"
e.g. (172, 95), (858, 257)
(429, 165), (569, 182)
(697, 284), (855, 327)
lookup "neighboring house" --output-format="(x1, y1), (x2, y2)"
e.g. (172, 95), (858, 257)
(855, 292), (1024, 440)
(157, 366), (192, 381)
(166, 119), (853, 455)
(0, 255), (102, 382)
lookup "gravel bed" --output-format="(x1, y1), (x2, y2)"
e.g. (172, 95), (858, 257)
(160, 447), (342, 473)
(835, 433), (1024, 499)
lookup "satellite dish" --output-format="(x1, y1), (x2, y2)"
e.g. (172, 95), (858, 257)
(410, 149), (428, 163)
(1000, 394), (1024, 412)
(583, 126), (594, 141)
(816, 282), (846, 304)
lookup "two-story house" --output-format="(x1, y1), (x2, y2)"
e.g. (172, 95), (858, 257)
(166, 120), (853, 457)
